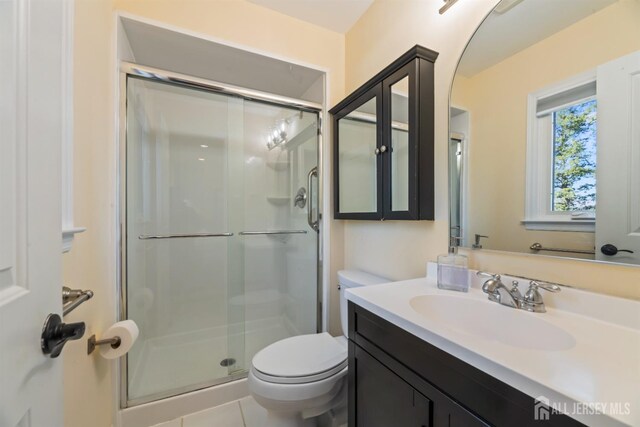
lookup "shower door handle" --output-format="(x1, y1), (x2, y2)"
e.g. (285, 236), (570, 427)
(307, 166), (319, 232)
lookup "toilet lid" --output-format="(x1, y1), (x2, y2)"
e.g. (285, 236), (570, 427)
(252, 333), (347, 384)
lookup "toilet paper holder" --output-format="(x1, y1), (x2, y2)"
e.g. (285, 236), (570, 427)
(87, 334), (121, 355)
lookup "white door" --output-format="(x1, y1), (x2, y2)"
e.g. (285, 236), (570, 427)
(596, 50), (640, 264)
(0, 0), (70, 425)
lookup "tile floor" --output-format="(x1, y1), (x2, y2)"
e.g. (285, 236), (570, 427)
(151, 395), (347, 427)
(151, 396), (268, 427)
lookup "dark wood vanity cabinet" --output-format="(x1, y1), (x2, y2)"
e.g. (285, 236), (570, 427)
(348, 303), (586, 427)
(331, 45), (438, 220)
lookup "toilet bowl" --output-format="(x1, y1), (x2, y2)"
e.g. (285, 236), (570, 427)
(248, 270), (388, 426)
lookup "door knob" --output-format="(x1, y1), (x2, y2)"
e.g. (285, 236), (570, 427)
(41, 313), (85, 358)
(600, 244), (634, 256)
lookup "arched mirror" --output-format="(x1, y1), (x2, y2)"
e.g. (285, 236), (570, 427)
(450, 0), (640, 265)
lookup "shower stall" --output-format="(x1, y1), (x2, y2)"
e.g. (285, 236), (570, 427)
(120, 66), (321, 406)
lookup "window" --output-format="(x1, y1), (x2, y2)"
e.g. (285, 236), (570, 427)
(551, 99), (597, 213)
(524, 71), (597, 231)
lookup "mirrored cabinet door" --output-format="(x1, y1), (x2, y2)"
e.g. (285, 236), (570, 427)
(334, 86), (382, 219)
(331, 45), (437, 221)
(383, 61), (418, 219)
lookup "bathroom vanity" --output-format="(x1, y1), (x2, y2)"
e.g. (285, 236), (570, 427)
(346, 272), (639, 427)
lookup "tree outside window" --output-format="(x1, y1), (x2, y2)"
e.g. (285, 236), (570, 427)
(551, 99), (596, 212)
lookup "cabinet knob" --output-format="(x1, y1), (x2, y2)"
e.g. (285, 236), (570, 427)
(380, 145), (387, 153)
(375, 148), (380, 155)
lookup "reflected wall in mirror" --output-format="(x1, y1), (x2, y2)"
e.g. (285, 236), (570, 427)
(450, 0), (640, 265)
(390, 77), (410, 211)
(338, 96), (378, 213)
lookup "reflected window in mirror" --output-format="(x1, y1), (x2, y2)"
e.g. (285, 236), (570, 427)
(449, 0), (640, 265)
(525, 74), (598, 231)
(552, 100), (597, 212)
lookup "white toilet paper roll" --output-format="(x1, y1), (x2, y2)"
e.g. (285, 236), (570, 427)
(99, 320), (140, 359)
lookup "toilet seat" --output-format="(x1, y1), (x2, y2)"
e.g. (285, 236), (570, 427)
(252, 333), (347, 384)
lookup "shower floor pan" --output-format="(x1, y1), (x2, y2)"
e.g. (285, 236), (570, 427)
(128, 315), (296, 402)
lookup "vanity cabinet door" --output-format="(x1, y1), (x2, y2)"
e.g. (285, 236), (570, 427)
(334, 85), (383, 219)
(351, 344), (432, 427)
(445, 398), (490, 427)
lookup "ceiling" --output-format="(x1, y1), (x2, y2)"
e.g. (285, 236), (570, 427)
(246, 0), (374, 33)
(457, 0), (618, 77)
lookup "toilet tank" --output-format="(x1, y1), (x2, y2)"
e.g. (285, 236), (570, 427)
(338, 270), (388, 337)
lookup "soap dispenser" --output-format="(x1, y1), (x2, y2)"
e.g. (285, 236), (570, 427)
(437, 237), (469, 292)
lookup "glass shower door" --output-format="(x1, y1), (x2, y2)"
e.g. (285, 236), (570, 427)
(124, 75), (319, 405)
(238, 101), (319, 362)
(125, 77), (245, 403)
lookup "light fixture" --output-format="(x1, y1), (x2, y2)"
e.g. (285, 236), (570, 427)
(198, 158), (205, 161)
(266, 119), (290, 150)
(439, 0), (460, 14)
(200, 144), (209, 148)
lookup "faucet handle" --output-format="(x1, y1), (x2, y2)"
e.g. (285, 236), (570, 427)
(529, 280), (561, 293)
(522, 280), (561, 312)
(476, 271), (499, 279)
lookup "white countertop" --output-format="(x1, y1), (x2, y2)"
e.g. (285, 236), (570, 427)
(346, 271), (640, 427)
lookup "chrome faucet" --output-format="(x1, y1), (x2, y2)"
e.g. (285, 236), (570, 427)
(477, 272), (521, 308)
(476, 272), (561, 313)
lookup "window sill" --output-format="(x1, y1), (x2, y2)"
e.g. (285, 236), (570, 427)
(521, 219), (594, 232)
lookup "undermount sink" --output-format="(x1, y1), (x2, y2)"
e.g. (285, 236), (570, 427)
(409, 294), (576, 351)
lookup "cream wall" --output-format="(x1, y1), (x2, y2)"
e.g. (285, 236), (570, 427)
(64, 1), (345, 426)
(452, 0), (640, 257)
(62, 1), (116, 426)
(342, 0), (640, 301)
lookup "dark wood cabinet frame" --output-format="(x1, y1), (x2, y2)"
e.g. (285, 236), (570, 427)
(331, 45), (438, 220)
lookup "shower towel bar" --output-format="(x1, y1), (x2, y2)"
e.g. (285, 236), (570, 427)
(239, 230), (308, 235)
(530, 242), (595, 255)
(138, 233), (234, 240)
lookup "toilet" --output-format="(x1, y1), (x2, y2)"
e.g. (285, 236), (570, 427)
(248, 270), (388, 426)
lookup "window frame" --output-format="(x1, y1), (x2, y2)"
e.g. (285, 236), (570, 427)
(523, 70), (596, 232)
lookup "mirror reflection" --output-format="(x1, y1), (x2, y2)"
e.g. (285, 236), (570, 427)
(391, 77), (410, 211)
(450, 0), (640, 265)
(338, 97), (378, 213)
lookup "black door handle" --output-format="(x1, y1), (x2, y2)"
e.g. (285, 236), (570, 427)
(600, 244), (635, 256)
(41, 313), (86, 358)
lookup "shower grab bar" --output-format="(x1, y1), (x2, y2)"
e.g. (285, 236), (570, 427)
(138, 233), (234, 240)
(239, 230), (308, 236)
(307, 166), (319, 232)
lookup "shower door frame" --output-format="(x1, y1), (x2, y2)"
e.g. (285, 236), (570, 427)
(117, 62), (324, 408)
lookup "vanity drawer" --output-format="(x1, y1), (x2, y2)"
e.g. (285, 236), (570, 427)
(348, 302), (585, 427)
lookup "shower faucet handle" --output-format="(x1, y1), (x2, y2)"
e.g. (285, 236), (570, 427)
(294, 187), (307, 208)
